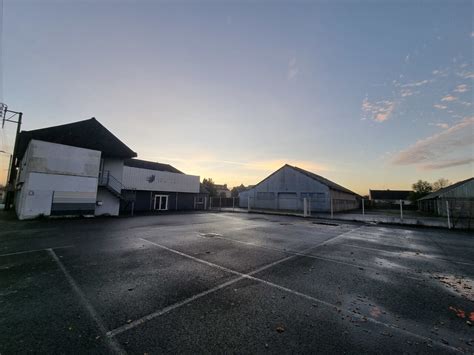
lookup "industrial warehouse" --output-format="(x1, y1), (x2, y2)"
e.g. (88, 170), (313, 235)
(239, 164), (360, 212)
(10, 118), (207, 219)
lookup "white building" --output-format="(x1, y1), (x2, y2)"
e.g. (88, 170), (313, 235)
(14, 118), (137, 219)
(120, 159), (204, 213)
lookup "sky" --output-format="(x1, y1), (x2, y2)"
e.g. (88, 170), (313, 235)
(0, 0), (473, 195)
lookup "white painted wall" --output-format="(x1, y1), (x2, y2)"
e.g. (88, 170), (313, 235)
(95, 187), (120, 216)
(122, 166), (200, 193)
(102, 158), (124, 183)
(15, 140), (101, 220)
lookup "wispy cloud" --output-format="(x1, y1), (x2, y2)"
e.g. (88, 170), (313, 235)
(434, 122), (449, 129)
(287, 57), (299, 81)
(392, 116), (474, 169)
(400, 88), (415, 97)
(453, 84), (469, 93)
(456, 70), (474, 79)
(433, 104), (447, 110)
(361, 98), (395, 122)
(400, 79), (432, 88)
(441, 95), (458, 102)
(421, 158), (474, 170)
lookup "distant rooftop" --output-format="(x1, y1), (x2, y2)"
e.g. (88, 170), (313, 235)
(124, 158), (183, 174)
(16, 118), (137, 160)
(369, 190), (412, 200)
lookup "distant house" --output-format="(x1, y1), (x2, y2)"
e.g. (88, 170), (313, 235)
(418, 177), (474, 217)
(369, 190), (412, 205)
(239, 164), (359, 212)
(120, 158), (202, 213)
(14, 118), (137, 219)
(215, 184), (231, 198)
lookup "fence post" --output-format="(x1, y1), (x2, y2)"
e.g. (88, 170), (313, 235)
(204, 197), (207, 210)
(219, 196), (222, 212)
(400, 199), (403, 221)
(247, 196), (250, 212)
(446, 200), (451, 229)
(330, 198), (334, 219)
(303, 198), (308, 217)
(362, 198), (365, 215)
(210, 198), (212, 210)
(232, 197), (235, 212)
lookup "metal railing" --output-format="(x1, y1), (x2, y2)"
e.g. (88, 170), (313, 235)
(98, 170), (123, 196)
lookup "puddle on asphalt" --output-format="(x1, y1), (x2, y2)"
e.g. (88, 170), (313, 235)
(199, 233), (223, 238)
(312, 222), (339, 227)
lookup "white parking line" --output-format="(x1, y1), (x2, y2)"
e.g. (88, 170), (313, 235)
(48, 249), (127, 355)
(0, 245), (74, 258)
(106, 227), (361, 338)
(195, 232), (425, 281)
(110, 236), (459, 353)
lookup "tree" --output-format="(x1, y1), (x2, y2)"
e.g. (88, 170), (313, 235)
(432, 178), (451, 191)
(231, 184), (246, 198)
(202, 178), (217, 197)
(409, 180), (433, 202)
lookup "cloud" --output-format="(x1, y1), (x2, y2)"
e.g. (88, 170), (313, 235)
(471, 32), (474, 38)
(361, 98), (395, 122)
(433, 104), (447, 110)
(287, 57), (299, 80)
(400, 79), (432, 88)
(421, 158), (474, 170)
(392, 117), (474, 169)
(435, 123), (449, 129)
(400, 88), (415, 97)
(441, 95), (458, 102)
(453, 84), (469, 93)
(456, 70), (474, 79)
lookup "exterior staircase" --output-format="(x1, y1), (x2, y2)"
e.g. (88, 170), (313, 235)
(98, 171), (135, 201)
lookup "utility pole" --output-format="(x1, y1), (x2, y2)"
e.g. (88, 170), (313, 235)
(2, 105), (23, 210)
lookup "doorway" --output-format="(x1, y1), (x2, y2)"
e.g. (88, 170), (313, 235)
(154, 195), (168, 211)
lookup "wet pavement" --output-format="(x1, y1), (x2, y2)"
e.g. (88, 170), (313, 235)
(0, 211), (473, 354)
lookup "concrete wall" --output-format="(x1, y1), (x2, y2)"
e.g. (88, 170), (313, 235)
(103, 158), (124, 183)
(122, 166), (199, 193)
(95, 187), (120, 216)
(15, 140), (101, 220)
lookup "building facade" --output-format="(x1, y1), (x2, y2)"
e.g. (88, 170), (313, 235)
(418, 177), (474, 218)
(239, 164), (359, 212)
(369, 190), (412, 206)
(120, 159), (204, 213)
(13, 118), (137, 219)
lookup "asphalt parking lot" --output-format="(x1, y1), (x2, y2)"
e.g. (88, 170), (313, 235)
(0, 212), (473, 354)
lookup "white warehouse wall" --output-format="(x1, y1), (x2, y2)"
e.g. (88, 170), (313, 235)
(122, 166), (200, 193)
(15, 140), (101, 220)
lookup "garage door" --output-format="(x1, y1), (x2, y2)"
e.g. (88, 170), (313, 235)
(278, 193), (298, 210)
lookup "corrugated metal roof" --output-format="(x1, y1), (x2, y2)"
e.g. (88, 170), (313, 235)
(124, 159), (183, 174)
(418, 177), (474, 201)
(290, 165), (359, 196)
(16, 118), (137, 160)
(370, 190), (412, 200)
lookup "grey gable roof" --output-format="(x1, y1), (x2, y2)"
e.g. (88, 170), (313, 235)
(16, 118), (137, 160)
(290, 165), (359, 196)
(251, 164), (359, 196)
(124, 159), (183, 174)
(418, 177), (474, 201)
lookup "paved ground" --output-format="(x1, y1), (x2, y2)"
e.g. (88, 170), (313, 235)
(0, 211), (473, 354)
